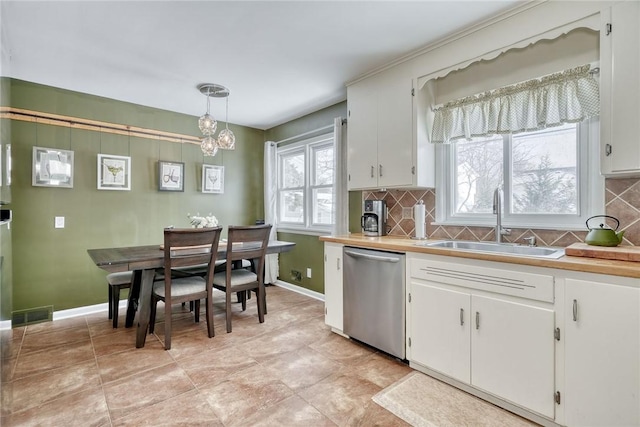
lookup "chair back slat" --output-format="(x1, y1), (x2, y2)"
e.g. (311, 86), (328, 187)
(163, 227), (222, 280)
(225, 224), (272, 275)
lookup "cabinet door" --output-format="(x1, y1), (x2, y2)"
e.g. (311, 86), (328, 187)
(323, 243), (343, 331)
(471, 295), (555, 419)
(601, 1), (640, 175)
(564, 279), (640, 426)
(409, 281), (471, 383)
(347, 90), (378, 190)
(377, 78), (414, 188)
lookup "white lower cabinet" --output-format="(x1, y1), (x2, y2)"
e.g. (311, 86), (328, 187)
(409, 282), (471, 383)
(323, 242), (344, 331)
(563, 278), (640, 427)
(407, 254), (556, 420)
(471, 295), (555, 418)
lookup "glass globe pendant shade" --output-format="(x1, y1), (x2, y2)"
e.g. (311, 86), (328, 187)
(217, 128), (236, 150)
(201, 135), (219, 156)
(198, 113), (217, 136)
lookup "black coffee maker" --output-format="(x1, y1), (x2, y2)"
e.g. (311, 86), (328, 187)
(361, 200), (387, 236)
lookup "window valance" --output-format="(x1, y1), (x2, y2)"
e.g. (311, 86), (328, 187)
(431, 64), (600, 144)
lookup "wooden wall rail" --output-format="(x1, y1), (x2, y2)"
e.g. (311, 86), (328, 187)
(0, 107), (201, 145)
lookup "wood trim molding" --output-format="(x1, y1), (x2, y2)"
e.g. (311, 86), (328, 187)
(0, 106), (201, 145)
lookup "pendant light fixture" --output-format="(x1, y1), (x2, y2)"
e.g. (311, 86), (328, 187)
(197, 83), (235, 156)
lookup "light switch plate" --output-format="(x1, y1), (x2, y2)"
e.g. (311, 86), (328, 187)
(306, 268), (312, 278)
(54, 216), (65, 229)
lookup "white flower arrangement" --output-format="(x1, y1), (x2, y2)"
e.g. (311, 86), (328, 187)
(187, 213), (219, 228)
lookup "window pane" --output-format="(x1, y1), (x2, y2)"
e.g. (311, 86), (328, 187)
(280, 190), (304, 223)
(454, 136), (503, 214)
(511, 124), (577, 214)
(313, 187), (334, 225)
(282, 153), (304, 188)
(313, 146), (334, 185)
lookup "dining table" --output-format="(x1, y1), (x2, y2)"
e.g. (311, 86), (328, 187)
(87, 240), (296, 348)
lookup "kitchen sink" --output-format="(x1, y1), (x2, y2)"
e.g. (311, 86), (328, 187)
(415, 240), (565, 259)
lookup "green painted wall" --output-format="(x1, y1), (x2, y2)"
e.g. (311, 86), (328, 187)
(265, 102), (347, 294)
(8, 79), (265, 312)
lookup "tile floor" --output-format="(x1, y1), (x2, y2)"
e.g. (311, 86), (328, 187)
(0, 286), (536, 426)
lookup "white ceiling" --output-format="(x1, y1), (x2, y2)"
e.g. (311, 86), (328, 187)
(1, 0), (524, 130)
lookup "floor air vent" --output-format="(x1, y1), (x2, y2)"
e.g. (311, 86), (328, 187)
(12, 306), (53, 327)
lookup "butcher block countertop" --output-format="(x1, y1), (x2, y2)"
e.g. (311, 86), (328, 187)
(320, 234), (640, 279)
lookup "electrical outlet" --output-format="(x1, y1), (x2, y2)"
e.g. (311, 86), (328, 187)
(291, 270), (302, 282)
(306, 268), (312, 278)
(54, 216), (65, 229)
(402, 207), (413, 219)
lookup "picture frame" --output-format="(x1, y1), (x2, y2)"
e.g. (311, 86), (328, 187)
(158, 161), (184, 192)
(202, 164), (224, 194)
(32, 146), (74, 188)
(98, 154), (131, 190)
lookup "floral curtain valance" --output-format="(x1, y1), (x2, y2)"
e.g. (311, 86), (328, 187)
(431, 64), (600, 144)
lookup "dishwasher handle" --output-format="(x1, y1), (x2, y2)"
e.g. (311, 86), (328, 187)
(344, 249), (400, 263)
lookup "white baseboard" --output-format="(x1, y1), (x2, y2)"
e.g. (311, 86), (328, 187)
(52, 300), (127, 321)
(273, 280), (325, 301)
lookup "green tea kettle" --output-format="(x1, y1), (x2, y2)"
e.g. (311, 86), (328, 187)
(585, 215), (625, 247)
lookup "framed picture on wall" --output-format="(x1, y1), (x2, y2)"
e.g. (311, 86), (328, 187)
(98, 154), (131, 190)
(158, 161), (184, 192)
(202, 164), (224, 194)
(32, 146), (74, 188)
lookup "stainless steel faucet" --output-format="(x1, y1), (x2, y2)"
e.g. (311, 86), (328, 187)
(492, 185), (511, 243)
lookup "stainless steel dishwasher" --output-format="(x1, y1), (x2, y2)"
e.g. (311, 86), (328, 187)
(343, 246), (405, 359)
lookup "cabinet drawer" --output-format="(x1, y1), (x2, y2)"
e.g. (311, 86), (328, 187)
(410, 258), (554, 303)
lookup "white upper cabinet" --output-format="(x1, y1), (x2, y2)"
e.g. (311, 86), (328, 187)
(600, 1), (640, 177)
(347, 68), (434, 190)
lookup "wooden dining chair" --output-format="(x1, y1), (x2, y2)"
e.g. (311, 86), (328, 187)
(213, 224), (272, 333)
(107, 271), (132, 328)
(149, 226), (222, 350)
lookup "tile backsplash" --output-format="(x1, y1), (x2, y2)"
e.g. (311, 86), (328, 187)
(363, 177), (640, 246)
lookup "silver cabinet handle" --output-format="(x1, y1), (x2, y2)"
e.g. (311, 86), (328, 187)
(344, 250), (400, 263)
(475, 312), (480, 330)
(336, 258), (340, 270)
(379, 164), (383, 177)
(572, 299), (578, 322)
(370, 166), (374, 178)
(460, 308), (464, 326)
(605, 143), (612, 157)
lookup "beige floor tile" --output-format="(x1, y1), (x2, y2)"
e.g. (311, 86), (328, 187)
(241, 395), (336, 427)
(309, 332), (376, 365)
(24, 316), (87, 335)
(103, 362), (195, 420)
(12, 340), (94, 379)
(20, 326), (90, 354)
(351, 352), (413, 389)
(299, 372), (383, 426)
(92, 327), (148, 357)
(97, 339), (172, 384)
(2, 359), (101, 414)
(1, 386), (110, 427)
(352, 399), (412, 427)
(261, 345), (342, 391)
(178, 344), (258, 388)
(112, 389), (223, 427)
(199, 363), (294, 426)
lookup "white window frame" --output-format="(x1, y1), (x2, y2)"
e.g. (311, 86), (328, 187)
(276, 133), (334, 234)
(435, 117), (604, 231)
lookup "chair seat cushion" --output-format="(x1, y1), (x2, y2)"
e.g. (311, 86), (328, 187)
(152, 276), (207, 298)
(107, 271), (132, 286)
(212, 269), (258, 288)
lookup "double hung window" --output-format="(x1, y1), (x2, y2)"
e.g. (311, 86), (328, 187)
(277, 134), (334, 232)
(440, 121), (600, 229)
(435, 64), (603, 229)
